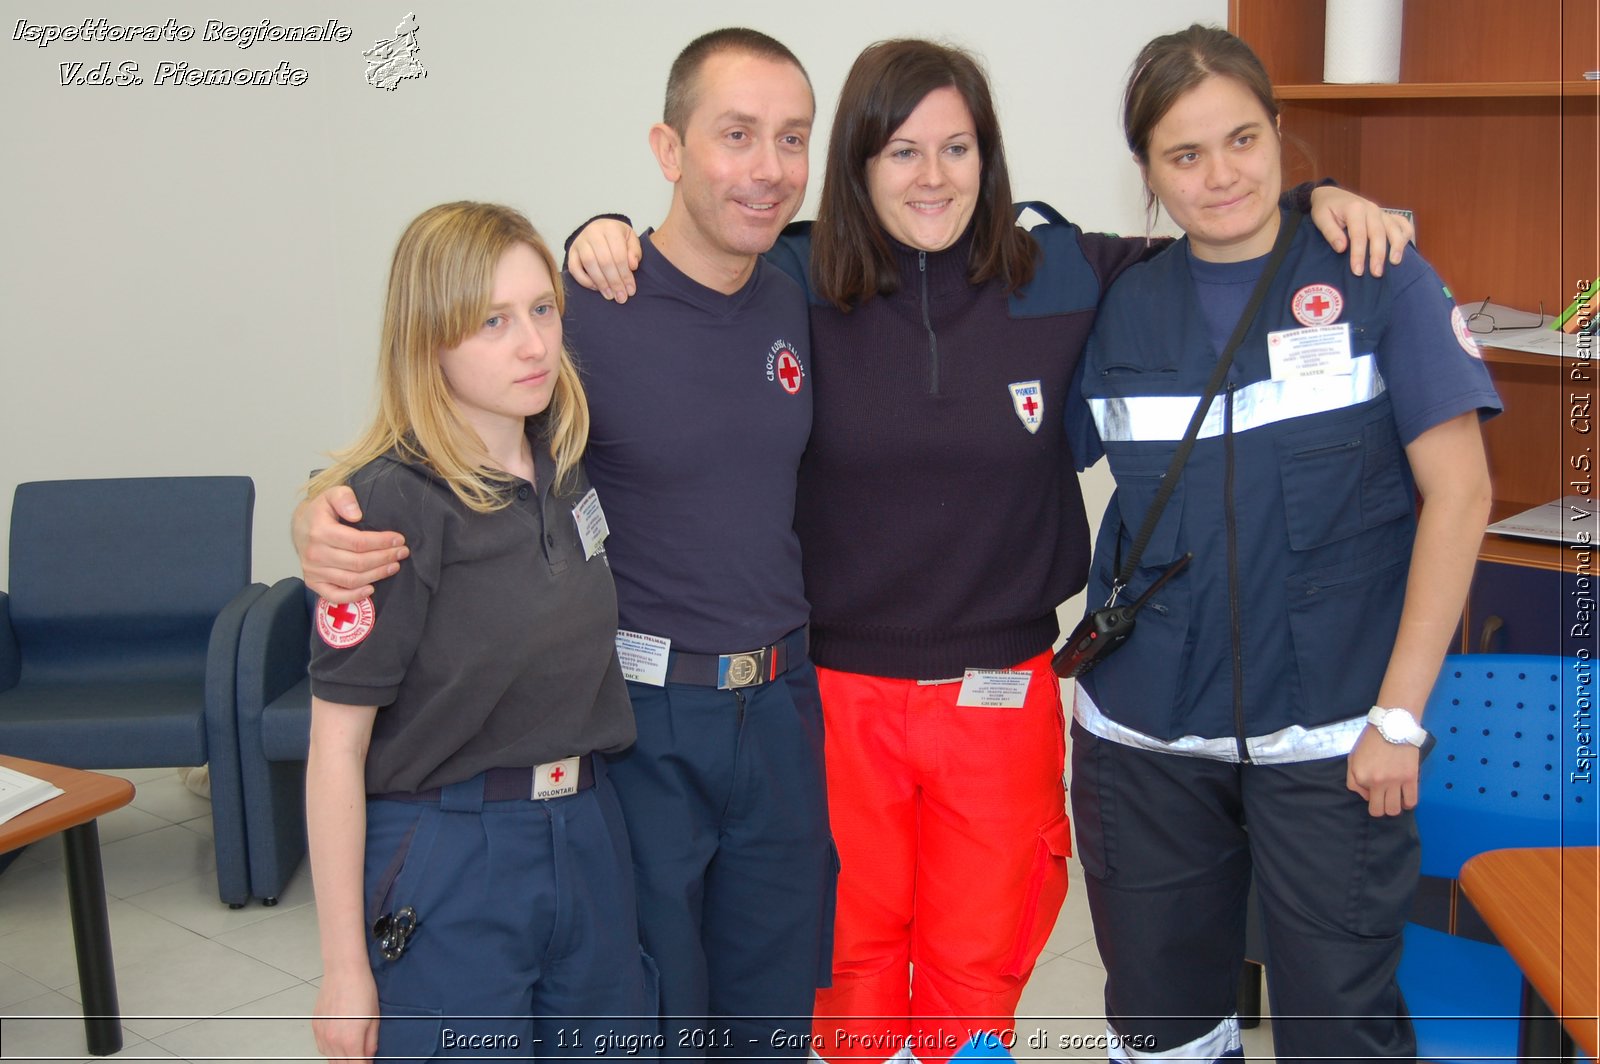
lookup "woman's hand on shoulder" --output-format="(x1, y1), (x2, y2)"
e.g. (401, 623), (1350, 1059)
(568, 220), (642, 303)
(1308, 185), (1414, 278)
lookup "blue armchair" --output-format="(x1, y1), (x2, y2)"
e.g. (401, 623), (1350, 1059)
(0, 477), (261, 907)
(234, 576), (313, 904)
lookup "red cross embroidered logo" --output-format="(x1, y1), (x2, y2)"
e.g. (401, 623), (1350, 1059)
(1008, 380), (1043, 434)
(316, 596), (375, 649)
(775, 348), (803, 395)
(1291, 284), (1343, 327)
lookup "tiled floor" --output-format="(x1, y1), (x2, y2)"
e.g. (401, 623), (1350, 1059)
(0, 768), (1274, 1063)
(0, 768), (319, 1063)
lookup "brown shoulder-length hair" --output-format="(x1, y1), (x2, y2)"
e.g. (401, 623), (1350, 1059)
(811, 39), (1036, 311)
(1123, 25), (1280, 220)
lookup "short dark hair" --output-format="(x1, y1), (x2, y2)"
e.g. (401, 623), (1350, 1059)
(810, 39), (1036, 311)
(1123, 25), (1280, 214)
(663, 28), (811, 136)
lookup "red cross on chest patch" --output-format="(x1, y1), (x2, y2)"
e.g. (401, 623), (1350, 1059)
(1008, 380), (1043, 434)
(1291, 283), (1344, 327)
(776, 351), (802, 393)
(766, 339), (805, 395)
(316, 595), (376, 649)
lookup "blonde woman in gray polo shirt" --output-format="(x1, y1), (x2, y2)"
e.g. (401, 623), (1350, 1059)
(304, 202), (653, 1063)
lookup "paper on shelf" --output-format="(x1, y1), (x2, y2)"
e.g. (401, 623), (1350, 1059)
(1483, 327), (1590, 358)
(1488, 495), (1598, 545)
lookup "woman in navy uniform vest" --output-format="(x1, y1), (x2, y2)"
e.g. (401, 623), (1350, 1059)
(1066, 25), (1501, 1064)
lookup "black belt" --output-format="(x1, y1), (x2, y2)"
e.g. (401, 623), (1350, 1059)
(371, 756), (597, 803)
(666, 626), (808, 689)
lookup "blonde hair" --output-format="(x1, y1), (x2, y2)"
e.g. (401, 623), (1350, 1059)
(308, 202), (590, 513)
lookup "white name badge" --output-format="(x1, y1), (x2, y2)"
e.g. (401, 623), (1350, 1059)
(615, 629), (671, 687)
(572, 488), (609, 560)
(1267, 322), (1353, 380)
(533, 756), (581, 800)
(955, 668), (1032, 708)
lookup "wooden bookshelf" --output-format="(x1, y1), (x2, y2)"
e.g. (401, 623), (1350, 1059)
(1231, 0), (1598, 651)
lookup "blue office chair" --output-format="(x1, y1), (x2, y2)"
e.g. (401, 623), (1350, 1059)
(1399, 653), (1597, 1063)
(234, 576), (313, 904)
(0, 477), (262, 907)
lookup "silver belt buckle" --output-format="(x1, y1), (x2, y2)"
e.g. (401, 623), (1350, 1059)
(717, 648), (768, 689)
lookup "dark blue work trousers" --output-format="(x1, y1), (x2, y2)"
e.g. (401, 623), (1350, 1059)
(1070, 722), (1419, 1064)
(606, 661), (836, 1060)
(363, 765), (658, 1061)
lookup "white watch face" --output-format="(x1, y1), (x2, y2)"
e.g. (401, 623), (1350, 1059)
(1376, 708), (1420, 744)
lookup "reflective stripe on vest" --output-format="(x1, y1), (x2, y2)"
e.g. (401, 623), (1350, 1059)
(1075, 685), (1367, 765)
(1089, 354), (1386, 443)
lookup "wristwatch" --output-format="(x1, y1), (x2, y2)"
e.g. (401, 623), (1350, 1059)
(1367, 705), (1428, 747)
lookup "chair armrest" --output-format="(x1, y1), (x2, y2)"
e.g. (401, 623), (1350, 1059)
(0, 592), (18, 693)
(205, 582), (269, 752)
(237, 578), (313, 726)
(236, 577), (314, 901)
(203, 580), (267, 907)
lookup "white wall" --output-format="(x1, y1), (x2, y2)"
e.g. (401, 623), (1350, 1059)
(0, 0), (1219, 599)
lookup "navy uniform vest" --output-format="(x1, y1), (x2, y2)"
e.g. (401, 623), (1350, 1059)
(1078, 220), (1418, 745)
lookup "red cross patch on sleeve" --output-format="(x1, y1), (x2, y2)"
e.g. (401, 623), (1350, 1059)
(1450, 305), (1483, 358)
(316, 596), (376, 649)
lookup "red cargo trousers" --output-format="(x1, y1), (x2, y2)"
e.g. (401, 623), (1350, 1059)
(812, 650), (1073, 1064)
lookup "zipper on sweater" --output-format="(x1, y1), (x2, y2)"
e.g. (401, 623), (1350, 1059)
(919, 251), (940, 395)
(1224, 381), (1249, 764)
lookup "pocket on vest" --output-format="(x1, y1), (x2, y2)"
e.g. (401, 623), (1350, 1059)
(1285, 551), (1409, 722)
(1276, 407), (1411, 551)
(1082, 568), (1193, 740)
(1104, 447), (1186, 567)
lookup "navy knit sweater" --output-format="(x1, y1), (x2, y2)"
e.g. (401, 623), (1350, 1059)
(789, 224), (1152, 679)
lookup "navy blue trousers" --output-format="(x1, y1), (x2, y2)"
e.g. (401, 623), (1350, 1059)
(1070, 722), (1419, 1064)
(606, 661), (835, 1059)
(364, 766), (658, 1061)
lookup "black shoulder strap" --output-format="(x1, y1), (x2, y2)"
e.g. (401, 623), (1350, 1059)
(1112, 210), (1304, 598)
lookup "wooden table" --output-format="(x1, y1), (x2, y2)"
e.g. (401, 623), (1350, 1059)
(1460, 847), (1599, 1062)
(0, 755), (135, 1056)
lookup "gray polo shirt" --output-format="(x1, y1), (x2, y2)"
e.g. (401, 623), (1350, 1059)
(310, 428), (635, 794)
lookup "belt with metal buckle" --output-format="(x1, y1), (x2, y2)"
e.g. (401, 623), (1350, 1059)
(666, 625), (808, 690)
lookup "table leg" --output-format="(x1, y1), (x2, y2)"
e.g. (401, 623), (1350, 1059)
(1237, 959), (1263, 1029)
(1518, 977), (1577, 1063)
(61, 820), (122, 1056)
